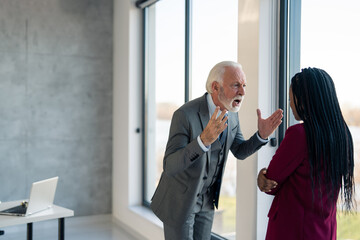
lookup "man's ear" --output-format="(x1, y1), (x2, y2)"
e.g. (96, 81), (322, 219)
(212, 81), (219, 92)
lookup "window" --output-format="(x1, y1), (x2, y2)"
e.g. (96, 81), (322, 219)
(143, 0), (186, 204)
(299, 1), (360, 238)
(192, 1), (238, 237)
(285, 0), (360, 238)
(141, 0), (238, 238)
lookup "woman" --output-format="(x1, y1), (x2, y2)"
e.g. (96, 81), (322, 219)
(259, 67), (354, 240)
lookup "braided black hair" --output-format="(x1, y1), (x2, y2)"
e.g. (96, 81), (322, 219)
(291, 67), (354, 211)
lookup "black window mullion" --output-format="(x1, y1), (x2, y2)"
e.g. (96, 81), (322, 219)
(185, 0), (192, 102)
(142, 7), (150, 207)
(279, 0), (302, 143)
(278, 0), (289, 143)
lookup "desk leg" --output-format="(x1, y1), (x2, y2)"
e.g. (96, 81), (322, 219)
(58, 218), (65, 240)
(27, 223), (33, 240)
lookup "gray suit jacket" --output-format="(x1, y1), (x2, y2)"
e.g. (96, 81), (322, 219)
(150, 93), (266, 227)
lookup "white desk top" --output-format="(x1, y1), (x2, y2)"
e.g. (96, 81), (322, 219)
(0, 200), (74, 228)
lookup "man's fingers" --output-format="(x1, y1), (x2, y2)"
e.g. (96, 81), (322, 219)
(211, 107), (220, 120)
(221, 115), (228, 124)
(217, 114), (227, 131)
(273, 108), (283, 116)
(213, 108), (228, 131)
(268, 109), (282, 119)
(218, 109), (228, 121)
(203, 107), (229, 145)
(221, 122), (228, 132)
(269, 118), (282, 129)
(270, 109), (283, 121)
(258, 108), (282, 120)
(211, 107), (228, 123)
(273, 120), (283, 129)
(256, 109), (261, 119)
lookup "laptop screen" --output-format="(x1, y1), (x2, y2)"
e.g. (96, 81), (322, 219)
(26, 176), (58, 215)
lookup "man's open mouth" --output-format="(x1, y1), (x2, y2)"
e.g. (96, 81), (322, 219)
(234, 99), (241, 105)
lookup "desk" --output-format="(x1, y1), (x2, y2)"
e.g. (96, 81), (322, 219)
(0, 200), (74, 240)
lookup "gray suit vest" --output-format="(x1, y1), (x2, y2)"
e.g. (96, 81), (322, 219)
(200, 137), (227, 206)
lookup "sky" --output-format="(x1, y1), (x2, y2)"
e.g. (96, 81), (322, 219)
(153, 0), (238, 105)
(301, 0), (360, 107)
(152, 0), (360, 108)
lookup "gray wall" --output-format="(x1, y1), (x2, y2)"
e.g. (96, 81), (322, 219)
(0, 0), (113, 216)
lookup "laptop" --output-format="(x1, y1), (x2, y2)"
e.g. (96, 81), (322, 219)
(0, 176), (58, 217)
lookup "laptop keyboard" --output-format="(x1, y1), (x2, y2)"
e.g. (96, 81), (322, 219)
(2, 205), (27, 214)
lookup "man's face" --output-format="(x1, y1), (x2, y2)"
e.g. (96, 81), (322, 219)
(213, 67), (246, 112)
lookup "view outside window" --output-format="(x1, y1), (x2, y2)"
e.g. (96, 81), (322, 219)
(300, 0), (360, 238)
(144, 0), (185, 202)
(192, 0), (238, 238)
(144, 0), (238, 239)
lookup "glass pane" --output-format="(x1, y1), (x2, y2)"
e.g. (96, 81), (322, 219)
(192, 0), (238, 238)
(191, 0), (238, 101)
(300, 1), (360, 239)
(144, 0), (185, 203)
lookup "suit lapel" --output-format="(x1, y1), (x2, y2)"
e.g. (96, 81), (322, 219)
(198, 93), (211, 171)
(224, 111), (237, 160)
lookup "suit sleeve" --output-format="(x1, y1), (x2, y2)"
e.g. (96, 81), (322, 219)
(266, 125), (307, 195)
(230, 118), (267, 160)
(163, 109), (205, 176)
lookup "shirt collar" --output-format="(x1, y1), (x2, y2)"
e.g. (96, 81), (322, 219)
(206, 93), (229, 119)
(206, 93), (218, 118)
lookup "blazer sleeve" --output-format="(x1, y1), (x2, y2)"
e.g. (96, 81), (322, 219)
(266, 124), (307, 195)
(163, 109), (206, 176)
(230, 117), (267, 160)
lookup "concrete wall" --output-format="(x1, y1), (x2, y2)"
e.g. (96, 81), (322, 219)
(0, 0), (113, 216)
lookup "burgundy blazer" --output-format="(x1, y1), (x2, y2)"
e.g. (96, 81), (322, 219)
(265, 124), (338, 240)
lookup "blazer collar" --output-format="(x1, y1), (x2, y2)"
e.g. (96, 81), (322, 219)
(198, 93), (210, 130)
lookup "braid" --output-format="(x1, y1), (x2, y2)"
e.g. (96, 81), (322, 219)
(291, 67), (354, 210)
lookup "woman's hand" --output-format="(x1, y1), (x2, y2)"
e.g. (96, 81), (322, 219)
(257, 168), (278, 192)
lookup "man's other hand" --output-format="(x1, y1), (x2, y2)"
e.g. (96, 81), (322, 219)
(257, 109), (283, 139)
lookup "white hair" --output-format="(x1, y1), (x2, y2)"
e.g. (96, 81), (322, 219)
(205, 61), (243, 93)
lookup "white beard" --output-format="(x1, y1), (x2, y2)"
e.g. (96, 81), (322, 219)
(218, 87), (243, 112)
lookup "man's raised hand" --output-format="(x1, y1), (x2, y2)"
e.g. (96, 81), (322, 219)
(257, 109), (283, 139)
(200, 107), (228, 147)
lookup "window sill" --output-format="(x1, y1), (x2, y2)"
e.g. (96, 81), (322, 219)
(129, 205), (163, 228)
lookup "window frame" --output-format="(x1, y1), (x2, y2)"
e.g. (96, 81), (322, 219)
(138, 0), (233, 239)
(278, 0), (301, 142)
(140, 0), (192, 208)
